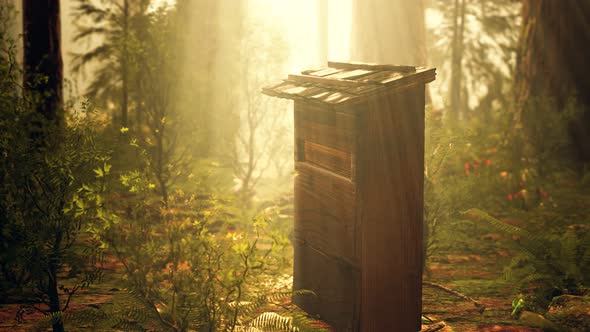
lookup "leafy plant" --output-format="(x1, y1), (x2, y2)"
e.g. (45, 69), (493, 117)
(464, 208), (590, 310)
(72, 0), (152, 128)
(511, 295), (525, 318)
(86, 167), (293, 332)
(0, 8), (116, 330)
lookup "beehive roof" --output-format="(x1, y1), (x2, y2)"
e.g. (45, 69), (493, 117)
(262, 61), (436, 106)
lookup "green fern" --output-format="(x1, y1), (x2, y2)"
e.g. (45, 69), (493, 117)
(463, 208), (590, 309)
(248, 312), (298, 331)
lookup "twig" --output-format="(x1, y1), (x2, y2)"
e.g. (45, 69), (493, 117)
(423, 281), (486, 313)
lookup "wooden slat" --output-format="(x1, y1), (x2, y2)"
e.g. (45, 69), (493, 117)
(358, 86), (425, 332)
(293, 242), (359, 332)
(263, 64), (436, 107)
(295, 162), (357, 262)
(328, 61), (417, 73)
(324, 69), (374, 80)
(344, 84), (383, 95)
(295, 102), (356, 127)
(377, 68), (436, 89)
(304, 141), (352, 178)
(357, 71), (398, 83)
(288, 74), (371, 88)
(321, 91), (355, 104)
(304, 67), (345, 77)
(295, 105), (356, 152)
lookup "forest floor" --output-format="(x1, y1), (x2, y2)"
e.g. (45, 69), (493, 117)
(2, 181), (588, 331)
(0, 234), (545, 332)
(0, 244), (542, 332)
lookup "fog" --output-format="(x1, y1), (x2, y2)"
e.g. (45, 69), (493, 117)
(3, 1), (590, 331)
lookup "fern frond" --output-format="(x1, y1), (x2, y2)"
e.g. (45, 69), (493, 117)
(237, 289), (315, 320)
(249, 312), (298, 332)
(462, 208), (548, 258)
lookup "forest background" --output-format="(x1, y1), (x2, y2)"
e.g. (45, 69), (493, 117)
(1, 0), (590, 331)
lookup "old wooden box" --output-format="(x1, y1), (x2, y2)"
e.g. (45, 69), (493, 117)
(263, 61), (436, 332)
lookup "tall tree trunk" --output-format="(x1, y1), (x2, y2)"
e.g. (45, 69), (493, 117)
(176, 0), (244, 157)
(22, 0), (63, 125)
(121, 0), (129, 129)
(47, 231), (65, 332)
(515, 0), (590, 164)
(22, 4), (65, 331)
(449, 0), (466, 119)
(351, 0), (426, 65)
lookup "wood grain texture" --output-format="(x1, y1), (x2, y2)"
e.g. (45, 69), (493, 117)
(358, 86), (425, 332)
(295, 102), (356, 163)
(263, 63), (435, 107)
(294, 162), (357, 264)
(293, 242), (360, 332)
(329, 61), (417, 73)
(304, 141), (352, 179)
(289, 69), (428, 332)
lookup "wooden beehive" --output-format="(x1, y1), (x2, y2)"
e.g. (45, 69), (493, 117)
(263, 61), (436, 332)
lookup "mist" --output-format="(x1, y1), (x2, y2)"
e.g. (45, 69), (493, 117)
(1, 1), (590, 331)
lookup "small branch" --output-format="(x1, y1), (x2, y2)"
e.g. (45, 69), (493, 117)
(61, 284), (80, 312)
(30, 303), (49, 315)
(423, 281), (485, 313)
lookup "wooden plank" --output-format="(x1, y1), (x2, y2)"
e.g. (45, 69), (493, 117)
(295, 101), (357, 129)
(304, 67), (345, 77)
(294, 175), (356, 263)
(263, 68), (435, 106)
(283, 86), (309, 95)
(295, 162), (355, 209)
(320, 91), (355, 104)
(358, 86), (425, 332)
(295, 86), (326, 97)
(303, 141), (352, 178)
(344, 84), (384, 95)
(328, 61), (417, 73)
(324, 69), (374, 80)
(293, 242), (360, 332)
(288, 74), (371, 88)
(357, 71), (399, 83)
(294, 103), (356, 151)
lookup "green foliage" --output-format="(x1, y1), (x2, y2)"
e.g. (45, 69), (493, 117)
(424, 106), (506, 261)
(0, 9), (120, 332)
(511, 97), (583, 185)
(511, 296), (525, 318)
(82, 165), (293, 332)
(464, 208), (590, 310)
(0, 30), (111, 332)
(72, 0), (150, 118)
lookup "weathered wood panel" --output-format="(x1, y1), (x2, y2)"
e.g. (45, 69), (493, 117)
(294, 162), (357, 264)
(293, 242), (360, 332)
(303, 141), (352, 179)
(273, 62), (433, 332)
(295, 102), (357, 179)
(358, 86), (425, 332)
(295, 105), (356, 152)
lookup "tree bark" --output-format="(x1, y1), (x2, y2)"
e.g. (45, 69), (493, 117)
(515, 0), (590, 164)
(22, 0), (63, 125)
(449, 0), (466, 119)
(122, 0), (129, 128)
(44, 230), (65, 332)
